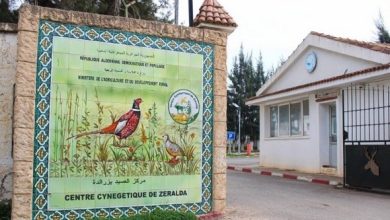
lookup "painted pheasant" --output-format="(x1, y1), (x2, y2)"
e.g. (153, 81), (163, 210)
(162, 134), (184, 165)
(68, 98), (142, 140)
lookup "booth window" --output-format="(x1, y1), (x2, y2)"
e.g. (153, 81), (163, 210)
(279, 104), (289, 136)
(270, 106), (278, 137)
(269, 100), (309, 137)
(303, 100), (309, 135)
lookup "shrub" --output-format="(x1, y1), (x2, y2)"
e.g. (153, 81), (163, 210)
(93, 209), (197, 220)
(0, 199), (11, 220)
(135, 209), (197, 220)
(0, 201), (198, 220)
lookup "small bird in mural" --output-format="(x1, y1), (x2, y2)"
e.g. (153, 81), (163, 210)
(67, 98), (142, 140)
(162, 134), (184, 165)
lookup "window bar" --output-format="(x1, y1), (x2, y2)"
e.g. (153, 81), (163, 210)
(352, 86), (354, 141)
(374, 86), (376, 140)
(359, 86), (362, 141)
(345, 88), (348, 140)
(359, 86), (361, 140)
(346, 87), (349, 141)
(352, 86), (354, 140)
(355, 86), (362, 141)
(342, 89), (346, 187)
(351, 86), (353, 141)
(383, 85), (385, 141)
(348, 86), (351, 141)
(377, 86), (380, 140)
(343, 88), (349, 139)
(379, 86), (381, 140)
(364, 86), (366, 141)
(373, 86), (375, 141)
(352, 85), (359, 140)
(368, 86), (371, 141)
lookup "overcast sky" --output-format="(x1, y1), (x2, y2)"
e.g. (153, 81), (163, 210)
(13, 0), (389, 71)
(177, 0), (390, 72)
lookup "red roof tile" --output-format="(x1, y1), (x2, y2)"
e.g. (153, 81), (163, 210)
(247, 63), (390, 101)
(311, 31), (390, 54)
(194, 0), (237, 27)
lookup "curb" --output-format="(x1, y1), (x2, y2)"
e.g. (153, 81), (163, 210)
(227, 166), (341, 186)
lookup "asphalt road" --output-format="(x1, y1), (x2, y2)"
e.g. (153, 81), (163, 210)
(224, 170), (390, 220)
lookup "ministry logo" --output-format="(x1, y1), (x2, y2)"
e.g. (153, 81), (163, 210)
(168, 89), (200, 125)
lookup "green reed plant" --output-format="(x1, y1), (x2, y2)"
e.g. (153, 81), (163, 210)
(110, 146), (125, 176)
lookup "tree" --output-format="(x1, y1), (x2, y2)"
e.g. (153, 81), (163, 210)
(155, 0), (173, 23)
(227, 46), (268, 146)
(50, 0), (106, 14)
(120, 0), (158, 20)
(266, 56), (286, 78)
(375, 13), (390, 43)
(0, 0), (18, 23)
(0, 0), (173, 23)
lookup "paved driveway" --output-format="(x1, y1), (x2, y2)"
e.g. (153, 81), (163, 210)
(224, 170), (390, 220)
(227, 156), (260, 168)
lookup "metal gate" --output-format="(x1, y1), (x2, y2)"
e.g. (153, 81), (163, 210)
(343, 85), (390, 192)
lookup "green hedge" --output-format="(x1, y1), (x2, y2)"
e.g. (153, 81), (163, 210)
(128, 209), (196, 220)
(0, 202), (197, 220)
(0, 199), (11, 220)
(95, 209), (197, 220)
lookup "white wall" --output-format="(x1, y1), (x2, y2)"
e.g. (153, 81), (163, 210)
(259, 94), (321, 173)
(0, 30), (17, 200)
(266, 46), (378, 94)
(259, 82), (390, 177)
(259, 93), (348, 176)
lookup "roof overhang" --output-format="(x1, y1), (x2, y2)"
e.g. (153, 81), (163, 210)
(247, 64), (390, 106)
(195, 23), (236, 35)
(255, 33), (390, 98)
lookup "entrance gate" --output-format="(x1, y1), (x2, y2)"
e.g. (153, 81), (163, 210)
(343, 85), (390, 192)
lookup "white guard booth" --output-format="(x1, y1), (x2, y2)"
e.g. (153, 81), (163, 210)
(247, 32), (390, 177)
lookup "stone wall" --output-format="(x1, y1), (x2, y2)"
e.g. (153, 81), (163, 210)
(13, 4), (227, 219)
(0, 23), (17, 201)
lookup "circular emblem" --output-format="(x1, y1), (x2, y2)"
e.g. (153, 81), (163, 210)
(168, 90), (200, 125)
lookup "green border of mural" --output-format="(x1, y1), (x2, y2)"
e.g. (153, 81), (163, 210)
(32, 20), (214, 219)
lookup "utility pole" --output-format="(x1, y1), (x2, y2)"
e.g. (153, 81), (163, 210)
(174, 0), (179, 25)
(237, 108), (241, 154)
(188, 0), (193, 26)
(233, 103), (241, 154)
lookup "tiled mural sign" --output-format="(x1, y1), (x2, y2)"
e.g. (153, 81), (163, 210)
(33, 20), (214, 218)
